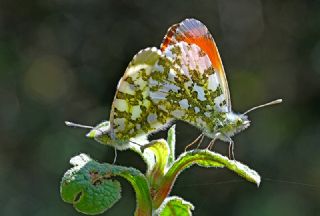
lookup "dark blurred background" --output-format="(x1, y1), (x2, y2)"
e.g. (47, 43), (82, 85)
(1, 0), (320, 215)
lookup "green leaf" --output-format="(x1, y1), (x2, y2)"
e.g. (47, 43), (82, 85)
(168, 150), (261, 186)
(153, 150), (260, 208)
(157, 196), (194, 216)
(60, 154), (152, 216)
(142, 139), (169, 176)
(166, 125), (176, 167)
(138, 125), (176, 187)
(139, 125), (176, 176)
(141, 139), (169, 195)
(60, 154), (121, 215)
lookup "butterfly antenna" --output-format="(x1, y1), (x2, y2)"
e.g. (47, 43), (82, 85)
(243, 99), (283, 115)
(65, 121), (94, 129)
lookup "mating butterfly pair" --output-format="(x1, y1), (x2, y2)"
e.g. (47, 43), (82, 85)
(67, 18), (281, 158)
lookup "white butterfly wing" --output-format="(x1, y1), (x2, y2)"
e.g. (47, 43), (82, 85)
(110, 48), (173, 141)
(161, 18), (231, 111)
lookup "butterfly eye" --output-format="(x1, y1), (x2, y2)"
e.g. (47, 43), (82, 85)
(236, 119), (242, 125)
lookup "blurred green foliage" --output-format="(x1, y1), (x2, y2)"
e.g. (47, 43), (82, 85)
(1, 0), (320, 215)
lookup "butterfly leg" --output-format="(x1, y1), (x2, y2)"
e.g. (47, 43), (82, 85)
(129, 140), (145, 153)
(196, 134), (205, 149)
(206, 132), (221, 150)
(185, 133), (204, 152)
(130, 140), (143, 147)
(112, 147), (118, 164)
(140, 140), (155, 152)
(228, 138), (235, 160)
(219, 133), (235, 160)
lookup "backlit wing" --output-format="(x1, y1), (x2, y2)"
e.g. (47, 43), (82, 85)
(110, 48), (173, 141)
(161, 18), (231, 111)
(149, 41), (228, 133)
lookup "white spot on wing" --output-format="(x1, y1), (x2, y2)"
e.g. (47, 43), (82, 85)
(214, 94), (224, 105)
(189, 44), (199, 71)
(150, 91), (167, 102)
(114, 99), (128, 112)
(168, 68), (176, 81)
(208, 73), (219, 92)
(214, 94), (227, 112)
(179, 99), (189, 109)
(118, 81), (135, 95)
(164, 48), (175, 60)
(149, 78), (158, 87)
(171, 109), (185, 118)
(131, 105), (142, 120)
(193, 84), (206, 101)
(134, 77), (146, 88)
(198, 55), (211, 74)
(147, 113), (157, 123)
(114, 118), (126, 131)
(181, 65), (190, 76)
(154, 63), (164, 73)
(161, 83), (180, 93)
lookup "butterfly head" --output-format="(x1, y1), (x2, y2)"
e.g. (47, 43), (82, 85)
(86, 121), (113, 143)
(85, 121), (127, 150)
(218, 112), (250, 139)
(65, 120), (145, 150)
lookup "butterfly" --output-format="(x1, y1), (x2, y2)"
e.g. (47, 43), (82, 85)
(148, 18), (281, 157)
(67, 48), (175, 150)
(66, 18), (282, 157)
